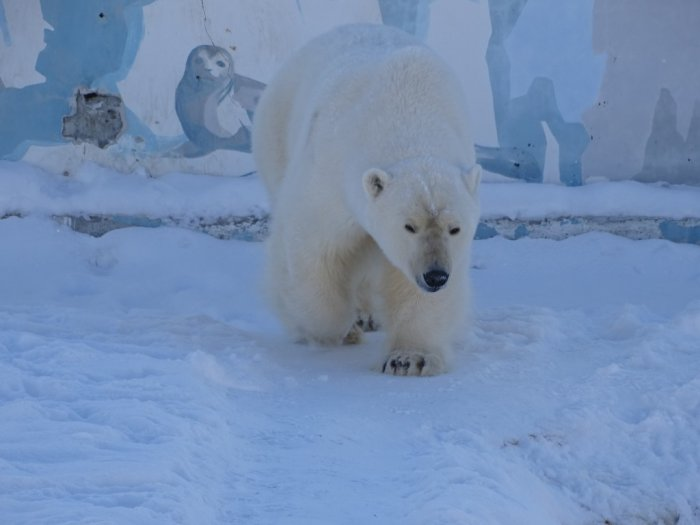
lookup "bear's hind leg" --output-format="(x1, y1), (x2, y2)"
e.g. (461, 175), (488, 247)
(342, 322), (364, 345)
(276, 256), (360, 347)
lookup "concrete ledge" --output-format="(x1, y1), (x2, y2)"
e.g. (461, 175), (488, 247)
(11, 213), (695, 245)
(476, 216), (700, 244)
(53, 213), (270, 242)
(2, 162), (699, 244)
(3, 162), (699, 244)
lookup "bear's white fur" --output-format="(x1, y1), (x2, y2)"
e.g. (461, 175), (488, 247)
(252, 23), (481, 376)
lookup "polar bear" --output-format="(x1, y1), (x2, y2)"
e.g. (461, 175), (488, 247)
(252, 23), (481, 376)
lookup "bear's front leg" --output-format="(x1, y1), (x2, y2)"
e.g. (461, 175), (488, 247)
(379, 265), (465, 376)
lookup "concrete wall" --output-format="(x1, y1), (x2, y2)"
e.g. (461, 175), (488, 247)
(1, 0), (698, 185)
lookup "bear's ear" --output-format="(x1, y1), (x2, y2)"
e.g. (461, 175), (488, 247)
(362, 168), (391, 199)
(462, 164), (482, 195)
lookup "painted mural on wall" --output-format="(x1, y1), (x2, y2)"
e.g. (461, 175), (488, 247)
(173, 44), (263, 158)
(0, 0), (268, 175)
(0, 0), (155, 159)
(479, 0), (600, 186)
(0, 0), (698, 185)
(381, 0), (600, 186)
(583, 0), (700, 186)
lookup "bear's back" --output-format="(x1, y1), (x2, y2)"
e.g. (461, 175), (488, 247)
(303, 26), (472, 170)
(253, 23), (473, 197)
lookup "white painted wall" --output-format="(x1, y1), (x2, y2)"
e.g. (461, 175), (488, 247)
(1, 0), (698, 185)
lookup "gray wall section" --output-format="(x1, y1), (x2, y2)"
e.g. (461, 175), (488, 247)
(583, 0), (700, 184)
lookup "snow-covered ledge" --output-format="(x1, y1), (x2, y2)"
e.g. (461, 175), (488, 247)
(2, 161), (699, 244)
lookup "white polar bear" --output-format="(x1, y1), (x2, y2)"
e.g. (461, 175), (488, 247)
(252, 23), (481, 376)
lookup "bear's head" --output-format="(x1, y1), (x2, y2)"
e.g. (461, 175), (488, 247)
(361, 157), (481, 293)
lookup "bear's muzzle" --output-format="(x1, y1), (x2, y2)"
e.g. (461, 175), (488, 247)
(419, 269), (449, 292)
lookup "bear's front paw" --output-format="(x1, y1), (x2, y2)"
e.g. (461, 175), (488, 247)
(381, 352), (443, 376)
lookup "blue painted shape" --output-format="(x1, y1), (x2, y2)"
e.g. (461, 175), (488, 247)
(513, 224), (529, 239)
(0, 0), (155, 159)
(0, 0), (10, 46)
(0, 84), (70, 160)
(504, 77), (589, 186)
(111, 215), (163, 228)
(506, 0), (604, 123)
(37, 0), (148, 87)
(476, 145), (541, 183)
(475, 222), (499, 240)
(378, 0), (432, 40)
(95, 1), (151, 91)
(481, 0), (594, 186)
(660, 220), (700, 245)
(637, 89), (700, 185)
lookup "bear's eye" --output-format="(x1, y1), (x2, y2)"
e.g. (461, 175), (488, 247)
(449, 227), (461, 236)
(404, 224), (417, 234)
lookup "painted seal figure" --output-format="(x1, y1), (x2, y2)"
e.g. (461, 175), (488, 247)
(175, 45), (252, 157)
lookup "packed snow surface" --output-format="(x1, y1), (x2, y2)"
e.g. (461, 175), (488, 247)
(2, 160), (699, 220)
(1, 164), (700, 524)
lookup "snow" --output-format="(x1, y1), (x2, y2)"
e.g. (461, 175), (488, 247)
(2, 160), (699, 221)
(480, 180), (700, 220)
(0, 161), (268, 221)
(1, 162), (700, 524)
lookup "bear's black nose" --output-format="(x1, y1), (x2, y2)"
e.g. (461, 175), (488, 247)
(422, 270), (449, 291)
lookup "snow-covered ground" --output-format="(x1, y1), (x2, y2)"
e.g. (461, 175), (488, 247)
(3, 160), (700, 221)
(1, 163), (700, 524)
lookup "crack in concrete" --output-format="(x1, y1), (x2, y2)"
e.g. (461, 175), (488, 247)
(199, 0), (215, 46)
